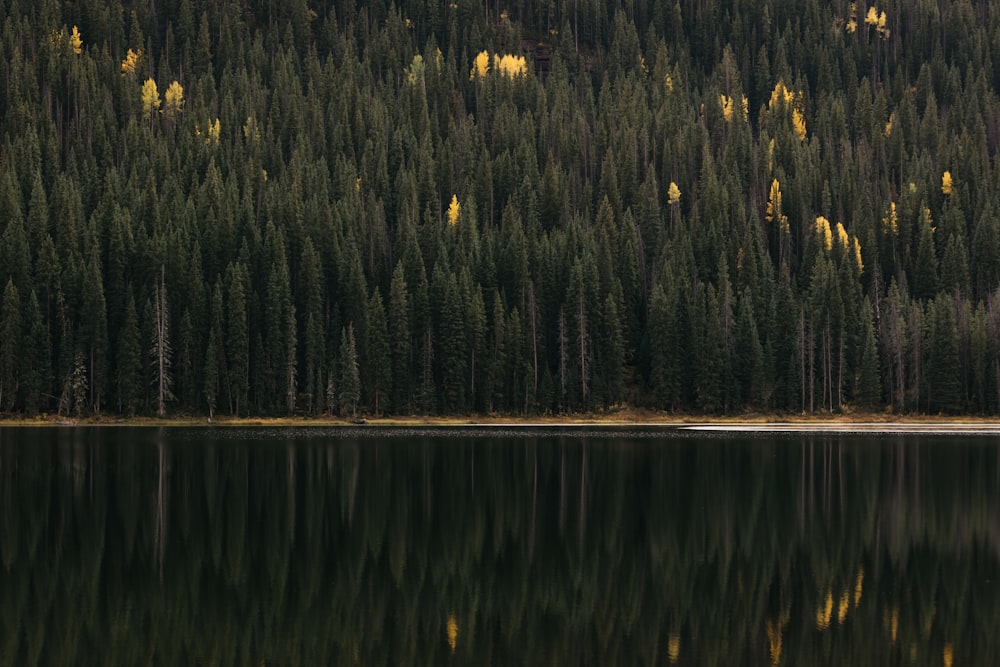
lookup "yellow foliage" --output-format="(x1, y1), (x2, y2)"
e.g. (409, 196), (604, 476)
(447, 194), (461, 225)
(816, 590), (834, 630)
(886, 606), (899, 643)
(69, 25), (83, 54)
(494, 53), (528, 78)
(942, 170), (953, 195)
(770, 81), (806, 140)
(406, 54), (425, 85)
(164, 80), (184, 115)
(838, 591), (850, 624)
(140, 78), (160, 115)
(769, 81), (796, 110)
(846, 18), (857, 33)
(766, 618), (785, 666)
(664, 72), (674, 92)
(853, 236), (864, 273)
(741, 95), (749, 121)
(943, 643), (953, 667)
(446, 614), (458, 653)
(815, 216), (833, 251)
(470, 50), (490, 79)
(792, 108), (807, 141)
(206, 118), (221, 144)
(884, 112), (895, 136)
(766, 179), (780, 222)
(836, 221), (850, 249)
(882, 201), (898, 236)
(244, 116), (261, 142)
(854, 568), (864, 607)
(121, 48), (141, 75)
(766, 179), (788, 234)
(865, 5), (890, 37)
(667, 631), (680, 663)
(667, 181), (681, 205)
(639, 56), (649, 75)
(720, 94), (735, 122)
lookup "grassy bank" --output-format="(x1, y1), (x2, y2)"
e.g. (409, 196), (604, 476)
(3, 407), (999, 427)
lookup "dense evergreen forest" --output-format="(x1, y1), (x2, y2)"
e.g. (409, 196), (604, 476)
(3, 0), (1000, 417)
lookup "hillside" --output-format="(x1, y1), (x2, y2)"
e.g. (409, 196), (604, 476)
(1, 0), (999, 417)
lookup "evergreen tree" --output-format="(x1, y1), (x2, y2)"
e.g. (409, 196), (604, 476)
(0, 280), (21, 411)
(339, 325), (361, 418)
(366, 288), (391, 415)
(117, 292), (143, 415)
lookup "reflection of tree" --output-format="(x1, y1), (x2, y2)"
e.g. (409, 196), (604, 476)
(0, 430), (998, 664)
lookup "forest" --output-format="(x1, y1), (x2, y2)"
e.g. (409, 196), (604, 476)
(2, 0), (1000, 417)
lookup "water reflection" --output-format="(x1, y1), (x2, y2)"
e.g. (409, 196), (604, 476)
(0, 428), (998, 665)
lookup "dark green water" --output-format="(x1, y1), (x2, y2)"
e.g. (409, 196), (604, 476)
(1, 427), (999, 665)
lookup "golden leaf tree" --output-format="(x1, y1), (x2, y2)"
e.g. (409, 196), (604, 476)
(69, 25), (83, 54)
(164, 80), (184, 116)
(121, 48), (141, 76)
(815, 216), (832, 252)
(942, 170), (953, 195)
(667, 182), (681, 205)
(447, 195), (461, 225)
(470, 51), (490, 79)
(141, 78), (160, 116)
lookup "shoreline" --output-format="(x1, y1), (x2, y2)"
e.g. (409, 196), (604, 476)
(2, 410), (1000, 432)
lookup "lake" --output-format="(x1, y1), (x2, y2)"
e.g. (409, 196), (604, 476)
(1, 426), (998, 665)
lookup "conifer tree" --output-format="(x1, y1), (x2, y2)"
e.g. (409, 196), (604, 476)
(339, 325), (360, 418)
(0, 280), (21, 411)
(117, 292), (142, 415)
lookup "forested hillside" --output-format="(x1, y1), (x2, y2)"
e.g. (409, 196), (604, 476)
(2, 0), (1000, 417)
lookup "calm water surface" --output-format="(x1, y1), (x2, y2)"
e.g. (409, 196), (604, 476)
(1, 426), (998, 665)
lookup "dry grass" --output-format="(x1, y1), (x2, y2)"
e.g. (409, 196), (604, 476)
(3, 406), (998, 427)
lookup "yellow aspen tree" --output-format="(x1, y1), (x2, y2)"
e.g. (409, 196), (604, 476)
(792, 108), (807, 141)
(846, 2), (858, 33)
(815, 216), (832, 251)
(121, 48), (141, 75)
(853, 237), (864, 273)
(942, 170), (953, 195)
(876, 11), (889, 38)
(765, 179), (785, 227)
(667, 182), (681, 205)
(719, 94), (734, 122)
(206, 118), (221, 144)
(164, 80), (184, 115)
(494, 54), (527, 78)
(884, 112), (894, 136)
(470, 51), (490, 79)
(447, 195), (460, 225)
(835, 221), (850, 249)
(141, 78), (160, 116)
(882, 201), (898, 235)
(69, 25), (83, 54)
(741, 95), (749, 121)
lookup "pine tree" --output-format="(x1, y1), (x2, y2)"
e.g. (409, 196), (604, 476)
(117, 292), (142, 415)
(151, 267), (173, 417)
(339, 325), (360, 418)
(226, 264), (249, 417)
(366, 288), (391, 415)
(388, 263), (411, 413)
(856, 297), (882, 410)
(0, 280), (21, 411)
(21, 290), (47, 414)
